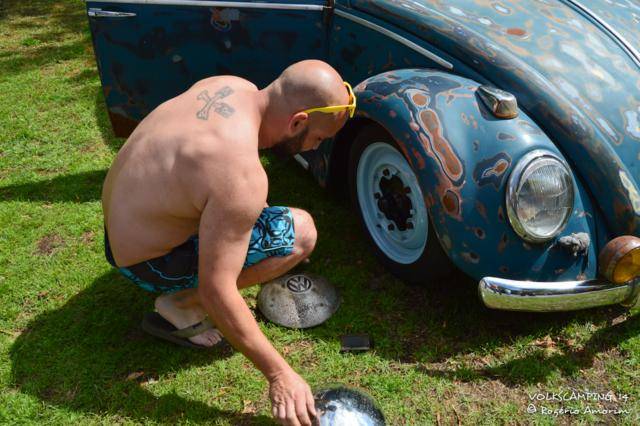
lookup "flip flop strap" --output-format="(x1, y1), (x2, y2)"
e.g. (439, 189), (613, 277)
(171, 317), (214, 338)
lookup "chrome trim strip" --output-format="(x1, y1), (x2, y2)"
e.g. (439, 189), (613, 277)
(88, 8), (137, 17)
(85, 0), (325, 11)
(561, 0), (640, 69)
(479, 276), (640, 312)
(334, 9), (453, 70)
(294, 154), (309, 170)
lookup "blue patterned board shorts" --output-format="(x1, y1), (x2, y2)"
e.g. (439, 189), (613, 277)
(104, 206), (295, 293)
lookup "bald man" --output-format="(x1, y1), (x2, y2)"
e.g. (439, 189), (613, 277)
(102, 60), (352, 425)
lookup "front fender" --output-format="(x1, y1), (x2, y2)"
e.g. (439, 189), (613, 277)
(353, 69), (599, 282)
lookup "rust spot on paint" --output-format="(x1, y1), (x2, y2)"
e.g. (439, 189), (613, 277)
(411, 147), (426, 170)
(420, 110), (463, 179)
(476, 201), (488, 221)
(412, 93), (428, 106)
(442, 190), (460, 215)
(461, 251), (480, 264)
(474, 227), (486, 239)
(425, 193), (435, 209)
(499, 266), (509, 274)
(108, 110), (139, 138)
(498, 132), (517, 141)
(497, 233), (508, 253)
(507, 27), (527, 37)
(389, 110), (397, 118)
(498, 206), (505, 222)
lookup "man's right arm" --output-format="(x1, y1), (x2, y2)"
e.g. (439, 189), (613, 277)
(195, 166), (316, 425)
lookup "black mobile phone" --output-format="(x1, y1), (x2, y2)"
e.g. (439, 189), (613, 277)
(339, 334), (372, 353)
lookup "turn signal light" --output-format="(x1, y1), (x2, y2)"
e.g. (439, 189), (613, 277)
(599, 236), (640, 284)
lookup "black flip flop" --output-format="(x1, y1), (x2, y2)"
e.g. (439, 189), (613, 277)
(141, 312), (223, 349)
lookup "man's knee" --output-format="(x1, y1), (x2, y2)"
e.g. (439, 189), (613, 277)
(291, 208), (317, 258)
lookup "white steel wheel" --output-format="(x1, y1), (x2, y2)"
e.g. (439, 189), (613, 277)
(356, 142), (428, 264)
(348, 124), (454, 285)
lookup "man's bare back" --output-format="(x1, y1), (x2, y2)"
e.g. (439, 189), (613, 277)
(102, 76), (266, 266)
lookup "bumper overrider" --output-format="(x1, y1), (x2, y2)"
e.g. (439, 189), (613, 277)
(479, 236), (640, 312)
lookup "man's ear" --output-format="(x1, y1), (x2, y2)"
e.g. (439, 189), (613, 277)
(289, 112), (309, 133)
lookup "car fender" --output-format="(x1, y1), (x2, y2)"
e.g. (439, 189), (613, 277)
(346, 68), (599, 282)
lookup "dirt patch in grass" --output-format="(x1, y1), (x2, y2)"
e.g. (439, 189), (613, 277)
(35, 233), (65, 255)
(80, 230), (95, 245)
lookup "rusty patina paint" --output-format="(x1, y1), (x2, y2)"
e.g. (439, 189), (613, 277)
(108, 110), (139, 137)
(473, 153), (511, 189)
(88, 1), (328, 137)
(350, 0), (640, 237)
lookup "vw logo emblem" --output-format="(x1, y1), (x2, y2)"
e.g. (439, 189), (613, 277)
(286, 275), (313, 293)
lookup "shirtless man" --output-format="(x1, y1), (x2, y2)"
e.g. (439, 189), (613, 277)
(101, 60), (353, 425)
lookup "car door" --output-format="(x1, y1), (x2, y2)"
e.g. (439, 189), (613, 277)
(87, 0), (331, 137)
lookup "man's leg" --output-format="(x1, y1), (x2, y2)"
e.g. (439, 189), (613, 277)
(155, 207), (317, 347)
(237, 207), (317, 289)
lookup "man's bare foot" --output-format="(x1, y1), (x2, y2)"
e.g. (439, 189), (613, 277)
(154, 293), (223, 347)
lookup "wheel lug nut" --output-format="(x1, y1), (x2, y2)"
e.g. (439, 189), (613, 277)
(383, 169), (390, 176)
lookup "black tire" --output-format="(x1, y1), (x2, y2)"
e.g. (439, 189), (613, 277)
(348, 124), (454, 285)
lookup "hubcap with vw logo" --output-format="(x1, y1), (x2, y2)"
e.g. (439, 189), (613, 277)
(286, 275), (313, 293)
(257, 273), (340, 328)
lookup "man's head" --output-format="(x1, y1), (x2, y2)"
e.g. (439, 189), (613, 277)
(261, 60), (353, 155)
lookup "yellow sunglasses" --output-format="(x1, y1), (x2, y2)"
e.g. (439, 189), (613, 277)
(302, 81), (357, 119)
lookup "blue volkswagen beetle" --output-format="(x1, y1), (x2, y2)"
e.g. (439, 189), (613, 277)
(86, 0), (640, 312)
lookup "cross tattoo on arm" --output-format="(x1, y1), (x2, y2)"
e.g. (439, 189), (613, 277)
(196, 86), (235, 120)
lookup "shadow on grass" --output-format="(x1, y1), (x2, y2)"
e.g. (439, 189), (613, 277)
(416, 312), (640, 386)
(0, 169), (106, 202)
(66, 68), (125, 152)
(9, 270), (271, 424)
(303, 260), (639, 386)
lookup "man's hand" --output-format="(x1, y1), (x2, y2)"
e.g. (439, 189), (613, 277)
(269, 369), (317, 426)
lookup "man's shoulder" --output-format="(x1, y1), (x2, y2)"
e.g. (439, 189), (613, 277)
(190, 75), (258, 92)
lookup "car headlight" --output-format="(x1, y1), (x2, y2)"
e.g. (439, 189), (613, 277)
(506, 150), (574, 243)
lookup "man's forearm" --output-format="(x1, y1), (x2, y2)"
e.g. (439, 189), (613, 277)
(197, 281), (290, 380)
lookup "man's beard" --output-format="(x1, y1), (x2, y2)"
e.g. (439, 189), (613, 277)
(271, 126), (309, 158)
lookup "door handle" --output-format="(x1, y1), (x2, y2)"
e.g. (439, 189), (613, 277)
(88, 8), (136, 18)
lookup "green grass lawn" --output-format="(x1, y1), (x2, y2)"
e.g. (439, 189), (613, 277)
(1, 1), (639, 424)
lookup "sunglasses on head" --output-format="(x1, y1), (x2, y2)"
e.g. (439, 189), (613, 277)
(301, 81), (357, 119)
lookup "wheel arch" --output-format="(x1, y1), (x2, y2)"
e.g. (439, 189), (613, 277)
(328, 117), (381, 197)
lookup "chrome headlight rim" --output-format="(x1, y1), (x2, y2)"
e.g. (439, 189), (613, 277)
(506, 149), (575, 244)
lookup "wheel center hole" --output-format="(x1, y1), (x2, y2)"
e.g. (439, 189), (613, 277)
(377, 174), (414, 231)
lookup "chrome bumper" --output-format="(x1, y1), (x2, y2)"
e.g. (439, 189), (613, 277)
(479, 277), (640, 312)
